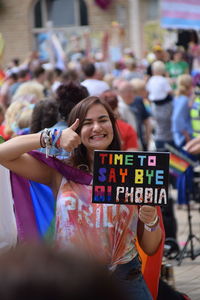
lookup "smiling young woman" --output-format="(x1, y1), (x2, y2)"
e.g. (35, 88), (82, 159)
(66, 96), (121, 172)
(0, 96), (163, 300)
(80, 104), (114, 158)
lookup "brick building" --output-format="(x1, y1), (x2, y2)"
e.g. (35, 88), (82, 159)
(0, 0), (159, 66)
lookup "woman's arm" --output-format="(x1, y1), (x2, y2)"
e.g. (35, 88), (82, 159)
(137, 205), (162, 256)
(0, 133), (56, 186)
(0, 119), (81, 187)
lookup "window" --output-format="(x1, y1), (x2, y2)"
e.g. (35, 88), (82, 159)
(34, 0), (88, 28)
(34, 0), (43, 28)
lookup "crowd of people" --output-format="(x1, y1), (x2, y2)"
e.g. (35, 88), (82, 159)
(1, 44), (200, 153)
(0, 41), (200, 300)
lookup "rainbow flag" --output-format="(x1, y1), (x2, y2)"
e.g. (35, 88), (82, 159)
(165, 143), (196, 176)
(170, 153), (190, 176)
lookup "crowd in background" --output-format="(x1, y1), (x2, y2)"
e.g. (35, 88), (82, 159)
(0, 42), (200, 158)
(0, 38), (200, 300)
(1, 40), (200, 215)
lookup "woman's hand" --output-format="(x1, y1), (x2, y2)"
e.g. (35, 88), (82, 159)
(138, 205), (157, 225)
(184, 136), (200, 155)
(60, 119), (81, 152)
(137, 205), (162, 256)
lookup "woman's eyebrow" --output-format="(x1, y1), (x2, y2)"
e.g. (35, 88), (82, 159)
(98, 115), (109, 119)
(83, 115), (109, 122)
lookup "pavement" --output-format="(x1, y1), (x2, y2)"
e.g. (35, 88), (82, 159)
(164, 190), (200, 300)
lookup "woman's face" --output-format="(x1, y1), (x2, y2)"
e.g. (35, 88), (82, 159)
(80, 104), (114, 154)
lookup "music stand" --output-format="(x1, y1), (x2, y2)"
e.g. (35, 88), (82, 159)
(177, 187), (200, 266)
(165, 144), (200, 266)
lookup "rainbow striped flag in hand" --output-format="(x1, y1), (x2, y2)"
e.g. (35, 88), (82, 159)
(165, 143), (197, 176)
(170, 153), (190, 176)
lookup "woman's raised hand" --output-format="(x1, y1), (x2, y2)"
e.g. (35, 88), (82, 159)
(60, 119), (81, 152)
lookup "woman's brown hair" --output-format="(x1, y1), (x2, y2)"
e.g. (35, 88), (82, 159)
(67, 96), (121, 170)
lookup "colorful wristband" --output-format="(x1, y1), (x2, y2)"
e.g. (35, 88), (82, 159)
(52, 129), (62, 148)
(144, 222), (159, 232)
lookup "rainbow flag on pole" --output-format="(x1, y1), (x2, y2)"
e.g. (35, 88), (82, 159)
(165, 143), (197, 176)
(170, 153), (190, 176)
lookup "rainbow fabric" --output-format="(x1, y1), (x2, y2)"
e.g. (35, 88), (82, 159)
(10, 173), (55, 241)
(170, 153), (190, 176)
(10, 151), (91, 241)
(0, 69), (5, 86)
(10, 151), (164, 300)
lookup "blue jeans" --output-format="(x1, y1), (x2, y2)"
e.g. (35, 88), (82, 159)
(113, 256), (153, 300)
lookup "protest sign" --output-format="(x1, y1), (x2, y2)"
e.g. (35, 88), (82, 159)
(92, 150), (169, 206)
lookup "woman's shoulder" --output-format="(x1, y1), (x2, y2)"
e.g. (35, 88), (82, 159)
(29, 151), (92, 185)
